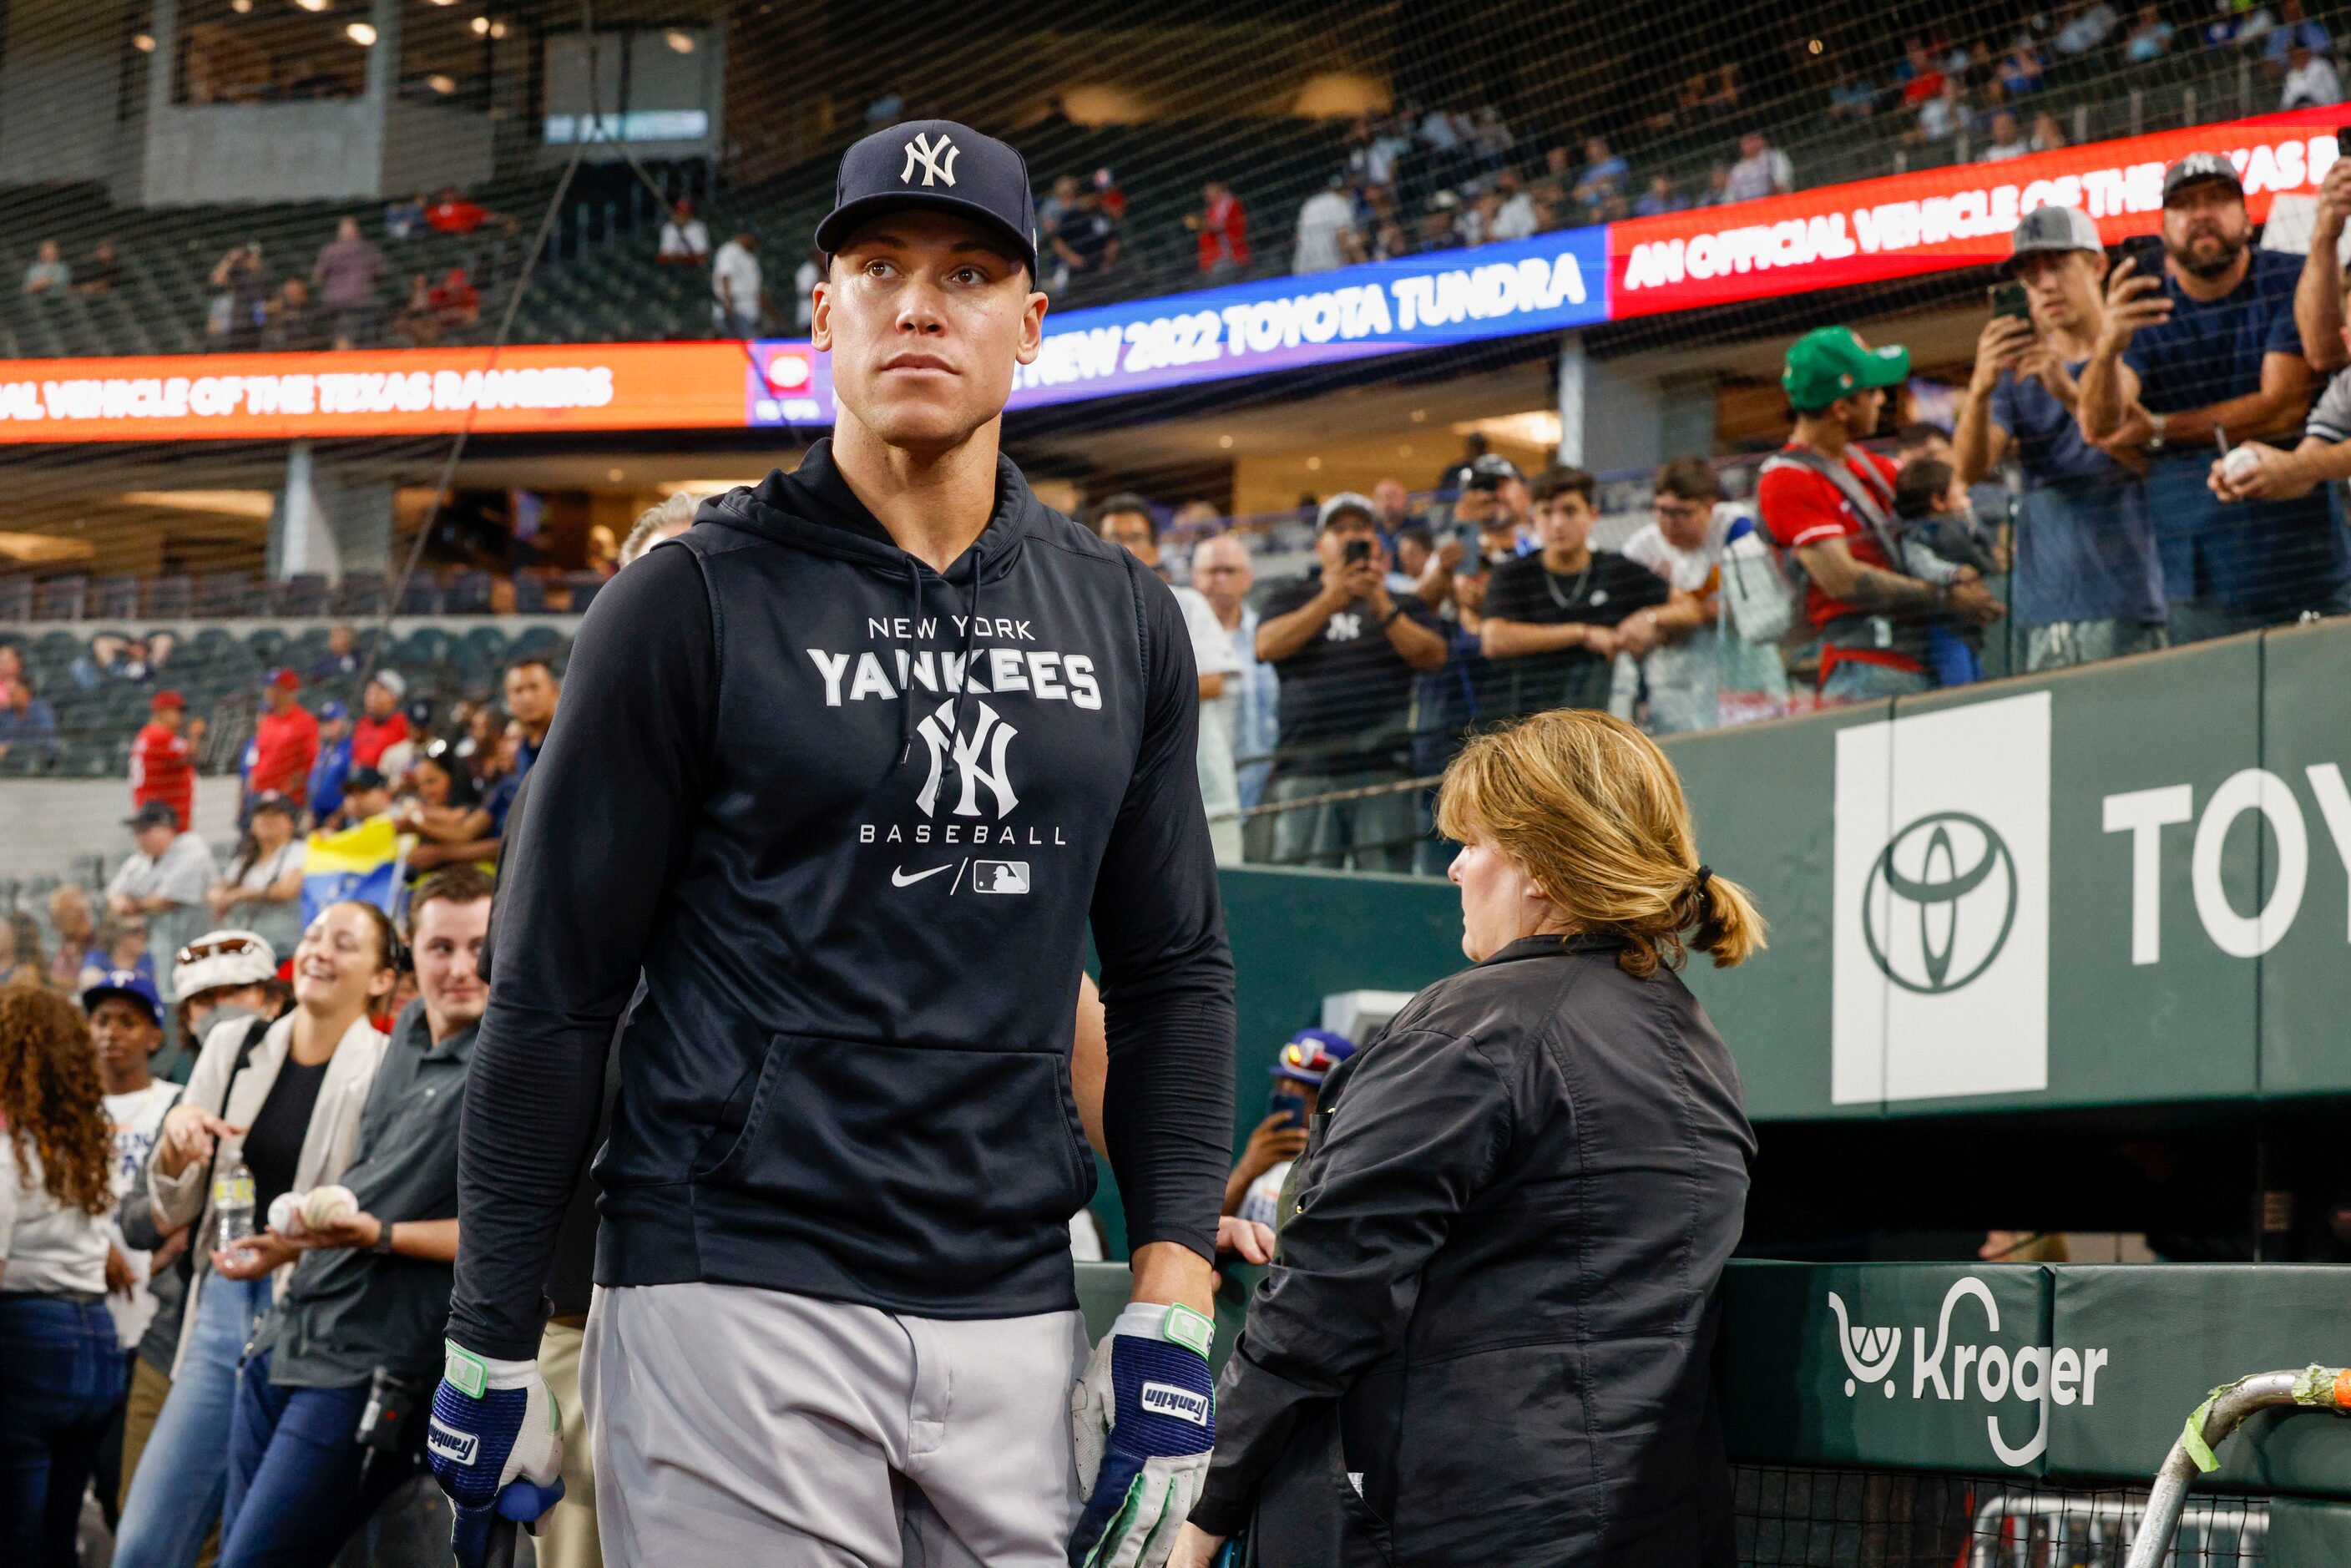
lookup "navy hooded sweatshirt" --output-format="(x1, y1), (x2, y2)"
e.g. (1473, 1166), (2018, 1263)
(447, 441), (1236, 1361)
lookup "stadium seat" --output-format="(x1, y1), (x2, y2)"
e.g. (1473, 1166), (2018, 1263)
(196, 572), (263, 618)
(270, 574), (330, 618)
(144, 574), (195, 619)
(333, 571), (389, 617)
(31, 576), (88, 621)
(396, 571), (445, 615)
(91, 574), (141, 620)
(444, 571), (493, 615)
(0, 577), (33, 621)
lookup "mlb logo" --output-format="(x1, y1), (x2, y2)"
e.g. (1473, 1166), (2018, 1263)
(973, 860), (1029, 894)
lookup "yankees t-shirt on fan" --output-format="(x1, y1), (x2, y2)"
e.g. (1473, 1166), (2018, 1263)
(104, 1079), (183, 1348)
(1483, 551), (1668, 717)
(1256, 570), (1444, 768)
(449, 439), (1236, 1363)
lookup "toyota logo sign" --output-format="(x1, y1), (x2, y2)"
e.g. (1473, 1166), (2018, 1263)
(1862, 811), (2019, 994)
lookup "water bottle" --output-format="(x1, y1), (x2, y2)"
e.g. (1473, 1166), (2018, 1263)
(214, 1160), (255, 1252)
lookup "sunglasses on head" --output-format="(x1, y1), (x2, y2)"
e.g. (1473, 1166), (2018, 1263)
(175, 934), (266, 966)
(1281, 1039), (1342, 1076)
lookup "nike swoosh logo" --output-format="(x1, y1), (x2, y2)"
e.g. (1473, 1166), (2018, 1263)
(891, 863), (953, 887)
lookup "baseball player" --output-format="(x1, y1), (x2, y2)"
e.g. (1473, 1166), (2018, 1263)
(427, 120), (1236, 1568)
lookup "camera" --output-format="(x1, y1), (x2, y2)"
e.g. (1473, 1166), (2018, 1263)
(1343, 539), (1372, 566)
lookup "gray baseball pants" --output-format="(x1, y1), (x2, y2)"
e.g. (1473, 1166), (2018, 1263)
(580, 1282), (1088, 1566)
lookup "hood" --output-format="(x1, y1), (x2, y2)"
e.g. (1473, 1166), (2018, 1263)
(695, 437), (1044, 589)
(693, 438), (1059, 773)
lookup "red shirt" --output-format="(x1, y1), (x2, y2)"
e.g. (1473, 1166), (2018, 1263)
(251, 704), (320, 803)
(351, 711), (409, 769)
(1196, 195), (1250, 271)
(426, 199), (488, 235)
(1902, 68), (1946, 106)
(130, 721), (195, 831)
(1757, 441), (1903, 634)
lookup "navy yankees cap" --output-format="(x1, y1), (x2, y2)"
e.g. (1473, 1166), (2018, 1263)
(2162, 151), (2243, 205)
(815, 119), (1039, 273)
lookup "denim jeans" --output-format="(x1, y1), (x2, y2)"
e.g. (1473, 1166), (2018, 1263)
(114, 1273), (270, 1568)
(2167, 583), (2351, 645)
(0, 1292), (124, 1568)
(1820, 660), (1934, 703)
(218, 1350), (416, 1568)
(1267, 766), (1419, 873)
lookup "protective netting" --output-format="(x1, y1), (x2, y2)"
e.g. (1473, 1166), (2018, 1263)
(6, 0), (2351, 929)
(1732, 1464), (2271, 1567)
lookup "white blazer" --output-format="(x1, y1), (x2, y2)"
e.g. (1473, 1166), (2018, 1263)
(149, 1009), (388, 1376)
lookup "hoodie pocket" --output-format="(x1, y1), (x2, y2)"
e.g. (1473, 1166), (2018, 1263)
(691, 1033), (1095, 1239)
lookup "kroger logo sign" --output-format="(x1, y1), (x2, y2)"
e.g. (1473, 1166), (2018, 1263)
(1828, 1276), (2111, 1468)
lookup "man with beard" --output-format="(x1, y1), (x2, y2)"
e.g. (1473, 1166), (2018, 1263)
(2081, 153), (2351, 641)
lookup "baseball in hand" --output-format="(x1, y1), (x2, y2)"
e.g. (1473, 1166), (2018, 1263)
(2222, 447), (2262, 484)
(267, 1192), (306, 1237)
(300, 1184), (358, 1229)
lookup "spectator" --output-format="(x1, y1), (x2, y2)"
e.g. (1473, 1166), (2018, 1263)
(1828, 66), (1878, 121)
(2281, 38), (2342, 104)
(1617, 455), (1766, 734)
(307, 701), (352, 824)
(309, 625), (362, 688)
(1418, 190), (1464, 250)
(77, 240), (122, 296)
(250, 669), (319, 812)
(2265, 0), (2331, 64)
(392, 751), (495, 878)
(2002, 41), (2049, 95)
(116, 901), (394, 1568)
(711, 229), (762, 336)
(168, 931), (283, 1073)
(1091, 165), (1127, 221)
(83, 969), (181, 1352)
(657, 198), (711, 266)
(210, 243), (269, 351)
(1890, 457), (2002, 688)
(1254, 493), (1449, 873)
(311, 217), (385, 351)
(392, 272), (437, 346)
(0, 913), (43, 987)
(2081, 153), (2350, 640)
(350, 669), (409, 771)
(383, 192), (427, 240)
(1095, 494), (1245, 864)
(1723, 131), (1794, 202)
(21, 238), (69, 296)
(1984, 109), (2031, 159)
(1221, 1028), (1355, 1222)
(1759, 326), (2000, 701)
(1186, 180), (1250, 278)
(1292, 175), (1356, 274)
(1191, 533), (1280, 819)
(1036, 173), (1080, 238)
(1049, 186), (1120, 286)
(1489, 170), (1540, 239)
(108, 802), (219, 966)
(205, 795), (306, 958)
(1955, 205), (2166, 671)
(129, 690), (201, 832)
(2031, 109), (2069, 151)
(266, 275), (317, 351)
(423, 185), (495, 235)
(2055, 1), (2121, 54)
(503, 656), (559, 777)
(2126, 3), (2177, 59)
(1914, 77), (1967, 142)
(0, 672), (59, 769)
(1633, 175), (1686, 216)
(89, 919), (153, 999)
(48, 885), (99, 992)
(620, 492), (697, 569)
(1898, 38), (1948, 104)
(208, 869), (492, 1564)
(1573, 136), (1630, 209)
(0, 986), (121, 1568)
(1480, 465), (1676, 720)
(429, 266), (480, 334)
(329, 766), (394, 833)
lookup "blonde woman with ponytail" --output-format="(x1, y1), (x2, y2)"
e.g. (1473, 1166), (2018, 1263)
(1175, 710), (1762, 1568)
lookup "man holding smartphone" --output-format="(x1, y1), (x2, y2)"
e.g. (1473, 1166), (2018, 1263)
(1256, 494), (1449, 872)
(2079, 154), (2351, 641)
(1954, 205), (2168, 671)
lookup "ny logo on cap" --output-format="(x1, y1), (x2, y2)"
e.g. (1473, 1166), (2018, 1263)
(901, 132), (960, 189)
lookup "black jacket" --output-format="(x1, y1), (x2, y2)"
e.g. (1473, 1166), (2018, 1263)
(1195, 934), (1754, 1566)
(448, 442), (1235, 1360)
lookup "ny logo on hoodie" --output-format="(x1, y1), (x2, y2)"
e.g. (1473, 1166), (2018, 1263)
(914, 699), (1019, 819)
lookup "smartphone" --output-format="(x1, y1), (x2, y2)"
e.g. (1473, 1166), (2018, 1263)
(1342, 539), (1372, 566)
(1989, 281), (2030, 321)
(1267, 1090), (1307, 1130)
(2121, 233), (2165, 276)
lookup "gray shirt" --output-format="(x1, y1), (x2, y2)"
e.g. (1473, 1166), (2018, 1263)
(251, 1003), (472, 1388)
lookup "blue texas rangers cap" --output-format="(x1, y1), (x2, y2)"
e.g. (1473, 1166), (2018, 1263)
(815, 119), (1039, 273)
(82, 968), (163, 1027)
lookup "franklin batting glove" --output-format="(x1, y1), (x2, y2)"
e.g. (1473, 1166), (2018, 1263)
(427, 1340), (566, 1568)
(1068, 1302), (1217, 1568)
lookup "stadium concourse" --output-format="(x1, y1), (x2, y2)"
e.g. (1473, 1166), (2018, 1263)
(8, 0), (2351, 1563)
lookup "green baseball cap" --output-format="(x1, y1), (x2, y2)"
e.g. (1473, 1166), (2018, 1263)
(1782, 326), (1911, 412)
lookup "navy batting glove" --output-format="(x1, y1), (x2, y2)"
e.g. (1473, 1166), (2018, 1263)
(1069, 1302), (1217, 1568)
(427, 1340), (565, 1568)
